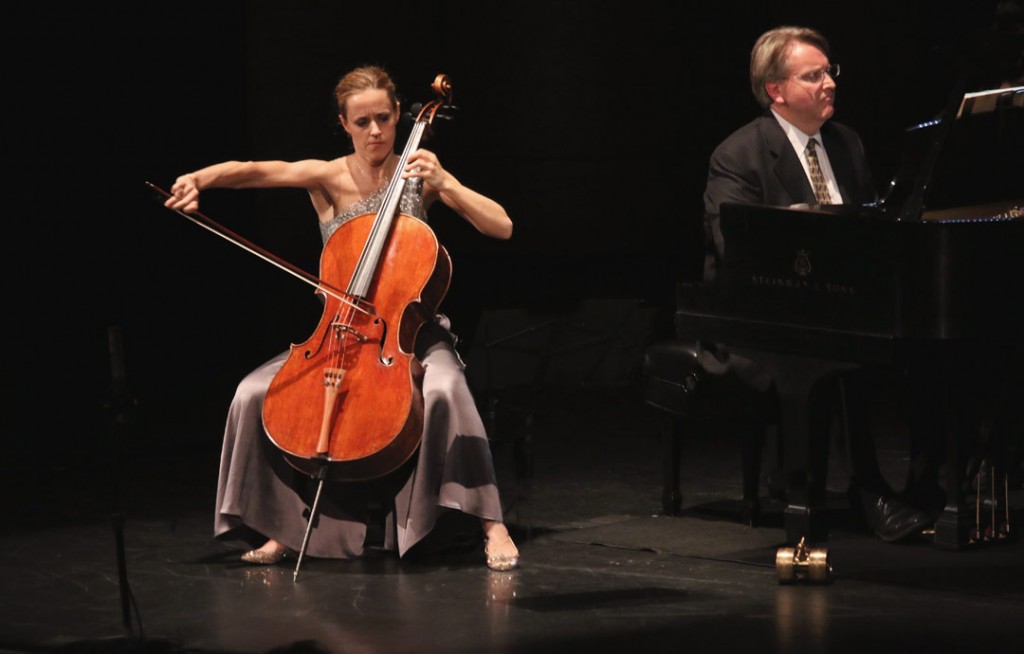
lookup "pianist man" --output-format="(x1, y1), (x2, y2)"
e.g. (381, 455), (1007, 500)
(701, 25), (936, 542)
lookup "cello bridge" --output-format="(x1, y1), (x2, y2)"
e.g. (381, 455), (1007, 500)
(331, 321), (369, 342)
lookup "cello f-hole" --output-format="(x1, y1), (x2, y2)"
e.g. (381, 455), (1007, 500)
(305, 318), (336, 359)
(375, 317), (393, 366)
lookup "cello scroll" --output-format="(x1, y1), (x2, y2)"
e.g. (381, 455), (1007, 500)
(416, 74), (454, 128)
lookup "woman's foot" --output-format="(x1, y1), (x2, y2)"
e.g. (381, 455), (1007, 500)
(240, 539), (291, 565)
(482, 521), (519, 571)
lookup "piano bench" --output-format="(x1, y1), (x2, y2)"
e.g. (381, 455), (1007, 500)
(641, 339), (778, 525)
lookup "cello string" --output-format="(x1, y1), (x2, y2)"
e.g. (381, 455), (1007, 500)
(348, 117), (429, 297)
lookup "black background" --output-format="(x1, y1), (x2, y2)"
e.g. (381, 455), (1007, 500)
(6, 0), (1016, 456)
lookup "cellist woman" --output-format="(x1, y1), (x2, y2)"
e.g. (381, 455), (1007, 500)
(163, 65), (518, 571)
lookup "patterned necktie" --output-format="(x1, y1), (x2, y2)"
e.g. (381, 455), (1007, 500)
(805, 138), (833, 205)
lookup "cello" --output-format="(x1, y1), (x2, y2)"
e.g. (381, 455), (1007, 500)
(261, 75), (453, 482)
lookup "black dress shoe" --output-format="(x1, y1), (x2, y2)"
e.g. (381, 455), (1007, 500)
(862, 494), (934, 543)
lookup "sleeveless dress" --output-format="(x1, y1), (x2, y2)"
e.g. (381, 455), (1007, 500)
(213, 180), (505, 558)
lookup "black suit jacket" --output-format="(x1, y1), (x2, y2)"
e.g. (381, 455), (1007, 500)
(702, 113), (877, 281)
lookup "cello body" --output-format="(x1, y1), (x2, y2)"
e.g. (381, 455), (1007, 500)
(258, 73), (457, 483)
(262, 211), (451, 481)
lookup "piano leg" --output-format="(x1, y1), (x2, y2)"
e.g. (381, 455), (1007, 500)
(740, 422), (765, 526)
(662, 418), (684, 515)
(779, 377), (830, 544)
(932, 351), (973, 550)
(933, 438), (971, 549)
(659, 416), (767, 522)
(739, 349), (858, 544)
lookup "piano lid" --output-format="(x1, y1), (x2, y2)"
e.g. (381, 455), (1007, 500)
(879, 86), (1024, 220)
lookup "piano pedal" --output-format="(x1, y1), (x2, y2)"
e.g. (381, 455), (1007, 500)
(968, 461), (1012, 545)
(968, 526), (982, 544)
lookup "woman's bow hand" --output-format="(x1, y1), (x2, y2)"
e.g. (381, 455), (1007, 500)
(165, 173), (201, 213)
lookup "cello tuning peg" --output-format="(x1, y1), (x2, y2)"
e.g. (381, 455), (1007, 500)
(402, 103), (423, 123)
(436, 104), (459, 120)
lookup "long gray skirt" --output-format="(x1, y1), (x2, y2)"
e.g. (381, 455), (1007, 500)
(213, 322), (505, 558)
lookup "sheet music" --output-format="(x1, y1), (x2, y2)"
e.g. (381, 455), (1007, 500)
(956, 85), (1024, 118)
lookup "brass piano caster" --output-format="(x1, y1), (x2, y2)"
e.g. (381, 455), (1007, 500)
(776, 537), (833, 584)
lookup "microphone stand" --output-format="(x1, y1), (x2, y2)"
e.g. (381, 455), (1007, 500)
(104, 324), (139, 636)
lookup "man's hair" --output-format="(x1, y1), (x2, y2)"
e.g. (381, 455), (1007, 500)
(749, 26), (831, 109)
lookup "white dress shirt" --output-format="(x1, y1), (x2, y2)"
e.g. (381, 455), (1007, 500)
(770, 109), (843, 204)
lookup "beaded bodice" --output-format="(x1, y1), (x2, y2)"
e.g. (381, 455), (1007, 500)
(319, 177), (426, 246)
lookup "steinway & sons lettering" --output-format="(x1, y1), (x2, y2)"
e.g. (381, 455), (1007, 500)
(750, 275), (856, 295)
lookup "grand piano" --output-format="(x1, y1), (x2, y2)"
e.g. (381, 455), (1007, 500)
(674, 86), (1023, 549)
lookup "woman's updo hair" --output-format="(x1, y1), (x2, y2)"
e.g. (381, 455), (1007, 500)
(334, 65), (398, 119)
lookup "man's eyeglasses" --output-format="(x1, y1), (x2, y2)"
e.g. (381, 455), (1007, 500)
(792, 64), (840, 84)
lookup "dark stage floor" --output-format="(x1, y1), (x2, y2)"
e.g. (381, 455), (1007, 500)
(2, 382), (1021, 654)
